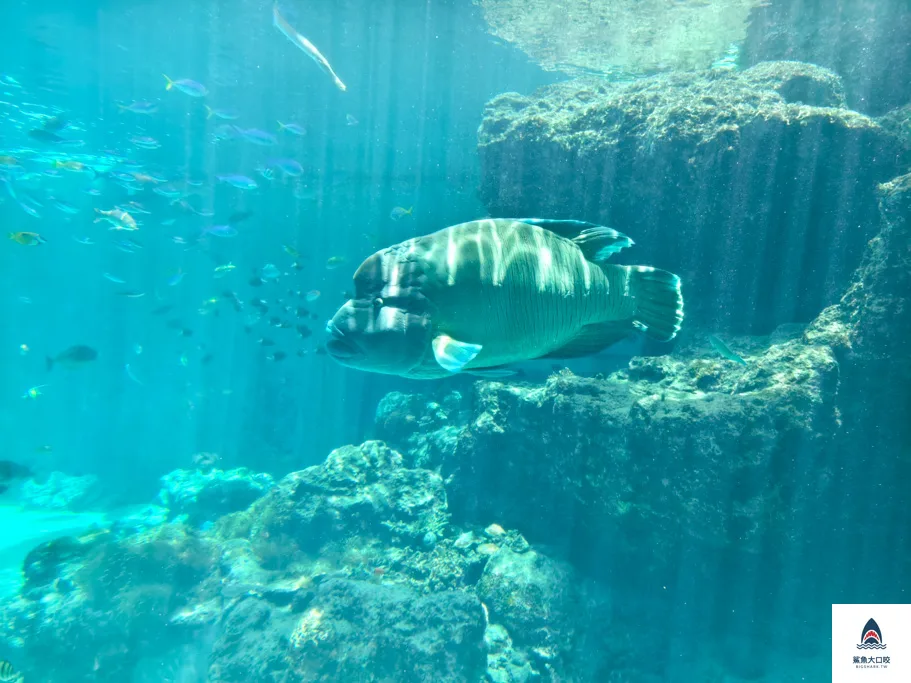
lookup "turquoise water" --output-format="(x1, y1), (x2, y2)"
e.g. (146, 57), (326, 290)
(1, 1), (909, 682)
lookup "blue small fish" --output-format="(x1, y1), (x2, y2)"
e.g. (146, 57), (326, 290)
(103, 273), (126, 284)
(205, 106), (239, 120)
(153, 184), (183, 200)
(278, 121), (306, 135)
(202, 224), (238, 238)
(18, 201), (40, 218)
(268, 158), (303, 177)
(131, 136), (161, 150)
(119, 101), (159, 114)
(167, 269), (185, 286)
(50, 198), (80, 214)
(238, 128), (277, 146)
(163, 75), (208, 97)
(115, 238), (143, 253)
(708, 335), (747, 365)
(260, 263), (280, 281)
(389, 206), (413, 220)
(212, 124), (241, 142)
(111, 171), (137, 183)
(217, 174), (258, 190)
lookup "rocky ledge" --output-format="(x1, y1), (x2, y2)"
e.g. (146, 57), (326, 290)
(478, 61), (909, 332)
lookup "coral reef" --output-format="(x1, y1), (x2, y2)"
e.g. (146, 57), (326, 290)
(1, 441), (618, 682)
(477, 61), (909, 332)
(158, 467), (275, 526)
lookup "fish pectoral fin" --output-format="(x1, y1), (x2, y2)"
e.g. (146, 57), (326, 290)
(432, 335), (482, 373)
(540, 322), (634, 359)
(465, 366), (518, 378)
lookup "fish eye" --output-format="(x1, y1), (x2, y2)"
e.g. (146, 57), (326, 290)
(373, 297), (383, 307)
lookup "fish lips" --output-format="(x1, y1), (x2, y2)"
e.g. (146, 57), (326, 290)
(325, 321), (359, 359)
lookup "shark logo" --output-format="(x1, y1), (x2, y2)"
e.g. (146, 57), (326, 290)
(857, 618), (887, 650)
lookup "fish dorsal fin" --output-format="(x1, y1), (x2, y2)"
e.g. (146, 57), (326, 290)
(539, 321), (633, 359)
(511, 219), (634, 261)
(432, 335), (482, 373)
(572, 227), (634, 262)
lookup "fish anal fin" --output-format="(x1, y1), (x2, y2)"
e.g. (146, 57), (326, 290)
(432, 335), (482, 373)
(540, 322), (633, 359)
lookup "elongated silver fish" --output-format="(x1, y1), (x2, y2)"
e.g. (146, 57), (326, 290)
(273, 3), (346, 92)
(708, 335), (747, 365)
(326, 218), (684, 379)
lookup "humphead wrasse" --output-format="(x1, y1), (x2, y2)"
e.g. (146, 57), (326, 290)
(326, 218), (684, 379)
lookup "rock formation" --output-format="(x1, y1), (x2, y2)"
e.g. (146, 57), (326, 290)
(477, 62), (909, 332)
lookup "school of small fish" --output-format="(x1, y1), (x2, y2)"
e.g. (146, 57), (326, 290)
(1, 4), (418, 404)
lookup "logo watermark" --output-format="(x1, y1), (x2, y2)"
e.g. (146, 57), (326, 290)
(833, 605), (910, 682)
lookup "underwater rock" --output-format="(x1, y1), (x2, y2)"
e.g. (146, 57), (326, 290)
(743, 0), (911, 116)
(827, 173), (911, 377)
(249, 441), (449, 552)
(475, 0), (764, 76)
(426, 335), (839, 563)
(210, 579), (486, 683)
(7, 524), (217, 682)
(805, 172), (911, 482)
(478, 547), (616, 681)
(17, 471), (101, 510)
(158, 467), (275, 525)
(374, 390), (467, 470)
(374, 169), (911, 677)
(477, 61), (908, 332)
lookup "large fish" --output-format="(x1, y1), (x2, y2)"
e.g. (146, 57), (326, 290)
(325, 218), (684, 379)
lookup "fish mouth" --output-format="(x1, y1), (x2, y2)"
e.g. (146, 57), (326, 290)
(325, 322), (359, 359)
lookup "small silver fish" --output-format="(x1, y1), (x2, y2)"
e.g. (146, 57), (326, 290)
(273, 2), (346, 91)
(708, 335), (747, 365)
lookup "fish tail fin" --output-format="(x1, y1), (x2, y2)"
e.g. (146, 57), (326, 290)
(628, 266), (684, 342)
(205, 106), (214, 119)
(277, 120), (286, 130)
(406, 206), (413, 215)
(116, 103), (127, 112)
(46, 356), (54, 372)
(163, 74), (174, 90)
